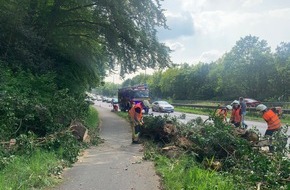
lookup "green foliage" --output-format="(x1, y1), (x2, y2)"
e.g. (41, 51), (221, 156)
(84, 106), (101, 145)
(0, 149), (60, 190)
(0, 0), (171, 80)
(0, 104), (100, 189)
(0, 66), (56, 139)
(123, 35), (290, 102)
(51, 132), (82, 164)
(0, 0), (171, 188)
(154, 154), (235, 190)
(0, 64), (89, 139)
(142, 114), (290, 189)
(121, 74), (151, 88)
(3, 131), (82, 165)
(95, 82), (120, 97)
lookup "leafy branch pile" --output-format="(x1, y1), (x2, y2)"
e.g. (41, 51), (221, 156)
(141, 115), (290, 190)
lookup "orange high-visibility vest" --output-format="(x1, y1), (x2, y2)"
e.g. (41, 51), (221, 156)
(263, 109), (281, 130)
(129, 103), (143, 123)
(217, 108), (227, 121)
(230, 108), (241, 123)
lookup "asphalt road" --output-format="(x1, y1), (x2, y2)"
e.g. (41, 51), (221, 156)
(53, 103), (160, 190)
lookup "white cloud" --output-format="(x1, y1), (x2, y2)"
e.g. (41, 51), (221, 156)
(269, 8), (290, 18)
(158, 12), (195, 40)
(106, 0), (290, 82)
(165, 41), (185, 51)
(242, 0), (263, 7)
(158, 0), (290, 65)
(198, 50), (224, 63)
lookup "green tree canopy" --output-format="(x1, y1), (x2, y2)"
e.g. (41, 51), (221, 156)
(0, 0), (172, 90)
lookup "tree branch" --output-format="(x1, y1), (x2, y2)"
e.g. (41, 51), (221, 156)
(65, 3), (98, 12)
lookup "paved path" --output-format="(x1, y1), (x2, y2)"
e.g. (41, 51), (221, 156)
(53, 105), (160, 190)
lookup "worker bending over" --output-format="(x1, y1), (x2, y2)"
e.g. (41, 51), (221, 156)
(256, 104), (282, 152)
(230, 100), (241, 128)
(128, 102), (143, 144)
(216, 105), (232, 122)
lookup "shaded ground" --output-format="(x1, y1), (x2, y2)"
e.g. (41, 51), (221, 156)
(53, 105), (160, 190)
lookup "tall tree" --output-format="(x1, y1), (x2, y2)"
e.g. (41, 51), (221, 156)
(0, 0), (172, 89)
(221, 35), (274, 100)
(147, 71), (163, 100)
(159, 67), (180, 99)
(274, 42), (290, 100)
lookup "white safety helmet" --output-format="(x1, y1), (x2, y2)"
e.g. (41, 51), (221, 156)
(256, 104), (267, 112)
(226, 105), (232, 110)
(231, 100), (240, 105)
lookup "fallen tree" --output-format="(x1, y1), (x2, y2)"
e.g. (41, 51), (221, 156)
(141, 114), (290, 190)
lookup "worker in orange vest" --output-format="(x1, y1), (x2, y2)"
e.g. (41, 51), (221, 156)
(128, 102), (143, 144)
(216, 105), (232, 122)
(256, 104), (282, 152)
(256, 104), (281, 136)
(230, 100), (241, 128)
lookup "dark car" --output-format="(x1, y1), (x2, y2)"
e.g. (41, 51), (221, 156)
(244, 98), (261, 107)
(152, 101), (174, 113)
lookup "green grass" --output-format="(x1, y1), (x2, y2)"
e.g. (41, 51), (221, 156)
(0, 105), (101, 190)
(175, 106), (213, 116)
(85, 106), (99, 129)
(0, 150), (61, 190)
(155, 155), (235, 190)
(115, 111), (129, 120)
(142, 142), (236, 190)
(84, 106), (100, 145)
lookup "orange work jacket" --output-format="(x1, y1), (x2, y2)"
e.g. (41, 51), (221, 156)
(129, 103), (143, 123)
(217, 108), (227, 121)
(230, 108), (241, 123)
(262, 109), (281, 130)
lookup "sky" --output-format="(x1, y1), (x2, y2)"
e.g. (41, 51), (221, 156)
(105, 0), (290, 84)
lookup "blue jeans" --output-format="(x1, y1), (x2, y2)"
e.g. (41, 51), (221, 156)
(241, 112), (247, 128)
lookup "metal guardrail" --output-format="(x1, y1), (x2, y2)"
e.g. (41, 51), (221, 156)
(171, 103), (290, 114)
(173, 100), (290, 107)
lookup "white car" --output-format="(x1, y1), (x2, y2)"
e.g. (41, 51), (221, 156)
(152, 101), (174, 113)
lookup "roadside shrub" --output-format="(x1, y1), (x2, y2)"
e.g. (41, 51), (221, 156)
(142, 114), (290, 190)
(0, 65), (90, 140)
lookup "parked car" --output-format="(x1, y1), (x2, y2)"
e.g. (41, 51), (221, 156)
(102, 97), (108, 102)
(152, 101), (174, 113)
(106, 97), (113, 103)
(96, 96), (102, 101)
(112, 98), (118, 104)
(85, 97), (94, 105)
(244, 98), (261, 107)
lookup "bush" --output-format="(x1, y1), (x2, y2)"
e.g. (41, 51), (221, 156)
(0, 64), (90, 140)
(142, 114), (290, 190)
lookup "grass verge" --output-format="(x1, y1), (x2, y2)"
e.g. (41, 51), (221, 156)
(85, 106), (99, 129)
(0, 150), (61, 190)
(0, 105), (100, 190)
(144, 142), (236, 190)
(84, 105), (101, 145)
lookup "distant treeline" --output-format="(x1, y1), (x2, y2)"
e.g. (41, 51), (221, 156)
(120, 35), (290, 102)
